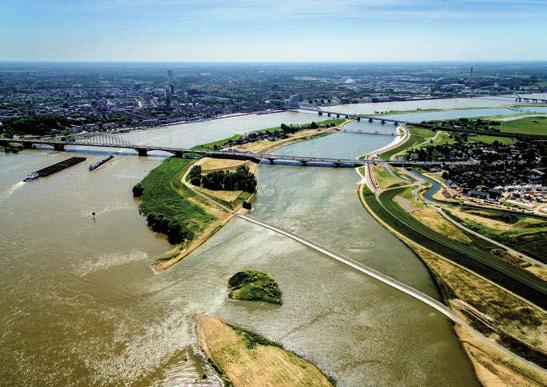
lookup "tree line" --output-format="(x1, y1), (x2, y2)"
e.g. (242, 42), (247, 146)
(188, 164), (257, 193)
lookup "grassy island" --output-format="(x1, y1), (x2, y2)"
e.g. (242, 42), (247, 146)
(228, 270), (282, 305)
(196, 316), (333, 387)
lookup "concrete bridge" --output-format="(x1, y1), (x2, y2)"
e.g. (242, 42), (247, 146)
(515, 96), (547, 104)
(0, 135), (476, 168)
(298, 107), (406, 126)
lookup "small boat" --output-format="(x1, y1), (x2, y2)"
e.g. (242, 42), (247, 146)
(89, 155), (114, 171)
(23, 172), (40, 182)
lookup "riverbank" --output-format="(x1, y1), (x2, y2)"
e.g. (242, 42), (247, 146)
(357, 129), (547, 384)
(195, 316), (333, 386)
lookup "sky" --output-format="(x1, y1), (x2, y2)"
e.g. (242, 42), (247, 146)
(1, 0), (547, 62)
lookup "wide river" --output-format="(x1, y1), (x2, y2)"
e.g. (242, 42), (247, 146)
(2, 97), (543, 385)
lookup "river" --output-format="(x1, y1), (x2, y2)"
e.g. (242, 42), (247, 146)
(0, 106), (516, 385)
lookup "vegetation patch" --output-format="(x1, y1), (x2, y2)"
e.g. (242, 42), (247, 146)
(500, 116), (547, 136)
(134, 158), (215, 245)
(379, 126), (435, 160)
(362, 185), (547, 308)
(194, 119), (344, 151)
(228, 270), (282, 305)
(196, 316), (333, 387)
(188, 164), (257, 193)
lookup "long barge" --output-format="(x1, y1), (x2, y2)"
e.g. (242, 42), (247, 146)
(89, 155), (114, 171)
(24, 156), (86, 181)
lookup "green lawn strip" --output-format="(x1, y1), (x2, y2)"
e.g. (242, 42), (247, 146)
(193, 118), (345, 151)
(467, 135), (516, 145)
(138, 158), (216, 237)
(499, 116), (547, 136)
(379, 126), (435, 160)
(363, 185), (547, 307)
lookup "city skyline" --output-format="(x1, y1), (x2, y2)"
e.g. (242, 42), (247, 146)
(2, 0), (547, 62)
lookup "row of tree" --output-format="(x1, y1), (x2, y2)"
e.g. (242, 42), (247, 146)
(145, 213), (193, 244)
(189, 165), (257, 193)
(3, 115), (72, 136)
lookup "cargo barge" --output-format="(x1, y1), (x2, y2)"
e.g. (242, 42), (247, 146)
(23, 156), (86, 181)
(89, 155), (114, 171)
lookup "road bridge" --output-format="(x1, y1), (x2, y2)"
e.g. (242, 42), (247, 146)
(515, 96), (547, 104)
(0, 136), (477, 168)
(298, 107), (547, 140)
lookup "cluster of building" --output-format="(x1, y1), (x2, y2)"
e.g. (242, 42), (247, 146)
(1, 63), (544, 137)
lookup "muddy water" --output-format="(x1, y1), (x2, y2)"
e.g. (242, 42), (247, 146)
(0, 114), (478, 385)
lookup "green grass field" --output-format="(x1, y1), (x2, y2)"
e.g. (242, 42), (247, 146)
(379, 126), (435, 160)
(448, 209), (547, 263)
(500, 116), (547, 136)
(194, 118), (345, 151)
(362, 185), (546, 307)
(468, 135), (516, 145)
(138, 158), (216, 236)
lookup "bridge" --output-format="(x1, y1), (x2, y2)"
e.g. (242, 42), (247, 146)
(0, 135), (477, 168)
(342, 128), (398, 137)
(297, 107), (406, 126)
(298, 106), (547, 140)
(515, 95), (547, 104)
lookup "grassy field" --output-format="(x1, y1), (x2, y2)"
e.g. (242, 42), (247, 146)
(228, 270), (282, 304)
(137, 158), (216, 237)
(194, 118), (345, 151)
(468, 135), (516, 145)
(371, 164), (405, 189)
(447, 207), (547, 264)
(379, 126), (435, 160)
(196, 316), (333, 387)
(500, 116), (547, 136)
(362, 185), (546, 308)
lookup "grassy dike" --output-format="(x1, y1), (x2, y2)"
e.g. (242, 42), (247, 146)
(358, 123), (547, 383)
(196, 316), (333, 387)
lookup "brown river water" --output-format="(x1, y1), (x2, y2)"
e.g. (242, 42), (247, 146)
(0, 111), (480, 385)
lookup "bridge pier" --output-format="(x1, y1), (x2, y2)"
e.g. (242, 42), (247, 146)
(53, 143), (65, 151)
(137, 148), (148, 157)
(356, 116), (361, 121)
(174, 150), (184, 158)
(266, 158), (274, 164)
(368, 118), (373, 123)
(381, 120), (385, 125)
(327, 112), (331, 117)
(318, 111), (322, 116)
(336, 114), (340, 118)
(22, 142), (34, 149)
(300, 160), (308, 166)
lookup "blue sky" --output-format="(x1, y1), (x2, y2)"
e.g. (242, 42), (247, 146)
(1, 0), (546, 61)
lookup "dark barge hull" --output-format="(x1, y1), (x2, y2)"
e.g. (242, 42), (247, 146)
(35, 157), (87, 177)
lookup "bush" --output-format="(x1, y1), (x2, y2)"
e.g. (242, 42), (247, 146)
(132, 182), (144, 197)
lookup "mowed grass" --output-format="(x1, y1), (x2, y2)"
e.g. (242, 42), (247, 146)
(468, 135), (516, 145)
(379, 126), (435, 160)
(362, 185), (547, 307)
(138, 158), (216, 235)
(448, 208), (547, 263)
(500, 116), (547, 136)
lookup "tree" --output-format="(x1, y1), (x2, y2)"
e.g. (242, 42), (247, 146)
(132, 183), (144, 197)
